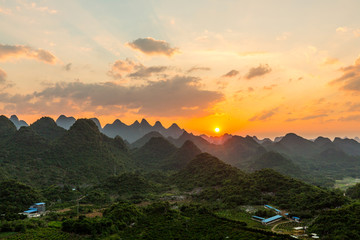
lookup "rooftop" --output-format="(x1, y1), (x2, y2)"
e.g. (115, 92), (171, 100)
(252, 216), (265, 220)
(262, 215), (282, 223)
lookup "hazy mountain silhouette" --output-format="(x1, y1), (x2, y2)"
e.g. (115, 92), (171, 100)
(252, 136), (272, 144)
(248, 151), (302, 177)
(131, 136), (177, 169)
(163, 140), (202, 170)
(102, 118), (184, 143)
(201, 133), (233, 145)
(56, 115), (76, 130)
(131, 131), (164, 149)
(9, 115), (28, 129)
(90, 117), (102, 130)
(212, 136), (267, 168)
(333, 137), (360, 156)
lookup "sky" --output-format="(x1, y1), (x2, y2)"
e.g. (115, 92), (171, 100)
(1, 0), (360, 139)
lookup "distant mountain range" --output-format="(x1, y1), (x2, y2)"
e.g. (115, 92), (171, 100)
(3, 115), (360, 188)
(55, 115), (184, 142)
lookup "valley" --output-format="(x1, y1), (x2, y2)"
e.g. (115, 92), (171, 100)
(1, 115), (360, 239)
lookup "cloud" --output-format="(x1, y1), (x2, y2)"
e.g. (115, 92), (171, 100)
(127, 37), (179, 56)
(330, 57), (360, 91)
(338, 115), (360, 121)
(336, 26), (360, 38)
(336, 27), (349, 33)
(28, 2), (57, 14)
(108, 59), (142, 79)
(108, 59), (167, 79)
(286, 114), (328, 122)
(301, 114), (327, 120)
(0, 7), (12, 15)
(64, 63), (72, 71)
(246, 64), (271, 79)
(129, 66), (168, 78)
(2, 76), (223, 117)
(187, 66), (211, 73)
(263, 84), (277, 90)
(323, 57), (339, 65)
(0, 68), (7, 84)
(0, 44), (56, 64)
(222, 69), (239, 78)
(249, 107), (278, 121)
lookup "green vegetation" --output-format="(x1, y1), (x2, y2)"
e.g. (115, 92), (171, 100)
(309, 202), (360, 239)
(335, 177), (360, 191)
(1, 116), (360, 239)
(215, 208), (270, 230)
(0, 180), (41, 215)
(173, 153), (347, 213)
(346, 183), (360, 199)
(60, 202), (292, 239)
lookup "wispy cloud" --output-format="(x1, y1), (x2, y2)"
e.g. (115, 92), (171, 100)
(246, 64), (271, 79)
(330, 57), (360, 91)
(0, 44), (56, 64)
(127, 37), (179, 56)
(108, 59), (142, 79)
(249, 107), (278, 121)
(187, 66), (211, 73)
(108, 59), (168, 80)
(336, 26), (360, 38)
(323, 57), (339, 65)
(63, 63), (72, 71)
(222, 69), (239, 78)
(0, 68), (7, 84)
(129, 66), (168, 78)
(286, 114), (328, 122)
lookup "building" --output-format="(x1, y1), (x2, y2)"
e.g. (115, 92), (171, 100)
(252, 214), (283, 225)
(261, 215), (283, 225)
(252, 216), (265, 222)
(23, 202), (46, 217)
(264, 204), (281, 214)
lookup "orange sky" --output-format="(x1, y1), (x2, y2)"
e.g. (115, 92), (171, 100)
(1, 1), (360, 139)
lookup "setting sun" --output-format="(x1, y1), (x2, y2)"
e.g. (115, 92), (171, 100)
(214, 127), (220, 133)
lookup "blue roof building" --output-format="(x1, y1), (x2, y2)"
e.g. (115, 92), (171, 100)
(252, 216), (265, 221)
(23, 202), (46, 216)
(262, 215), (283, 225)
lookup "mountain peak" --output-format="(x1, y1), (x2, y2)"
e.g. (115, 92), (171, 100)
(168, 123), (181, 130)
(131, 131), (164, 149)
(10, 115), (19, 121)
(56, 115), (76, 130)
(154, 121), (164, 128)
(314, 136), (332, 145)
(140, 118), (151, 127)
(30, 117), (66, 140)
(69, 118), (101, 136)
(0, 115), (17, 136)
(112, 119), (126, 126)
(9, 115), (28, 129)
(130, 120), (140, 127)
(32, 116), (57, 127)
(90, 118), (102, 130)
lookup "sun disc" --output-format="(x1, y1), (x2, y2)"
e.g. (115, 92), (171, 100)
(215, 127), (220, 133)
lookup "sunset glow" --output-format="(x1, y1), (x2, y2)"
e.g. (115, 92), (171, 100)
(1, 1), (360, 138)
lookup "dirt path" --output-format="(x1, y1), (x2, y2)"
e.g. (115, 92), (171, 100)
(271, 220), (290, 233)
